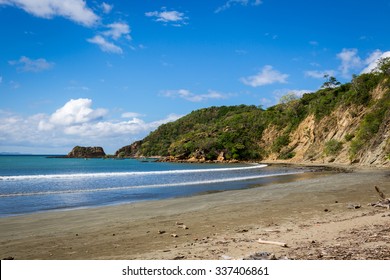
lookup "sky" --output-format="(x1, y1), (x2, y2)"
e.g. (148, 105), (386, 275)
(1, 0), (390, 154)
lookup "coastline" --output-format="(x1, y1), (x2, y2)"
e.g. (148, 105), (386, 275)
(0, 164), (389, 260)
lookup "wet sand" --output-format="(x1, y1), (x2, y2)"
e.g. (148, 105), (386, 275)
(1, 165), (389, 260)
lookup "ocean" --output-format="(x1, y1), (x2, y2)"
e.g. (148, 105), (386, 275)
(0, 155), (308, 217)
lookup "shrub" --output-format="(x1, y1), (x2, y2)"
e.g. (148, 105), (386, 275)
(279, 151), (296, 159)
(324, 140), (343, 156)
(344, 133), (354, 142)
(271, 135), (290, 153)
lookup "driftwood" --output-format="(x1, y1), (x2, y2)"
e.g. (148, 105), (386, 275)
(369, 186), (390, 210)
(258, 239), (288, 247)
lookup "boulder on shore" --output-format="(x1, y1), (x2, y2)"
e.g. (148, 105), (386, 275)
(67, 146), (106, 158)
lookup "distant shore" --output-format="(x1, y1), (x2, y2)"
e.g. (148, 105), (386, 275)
(0, 164), (389, 260)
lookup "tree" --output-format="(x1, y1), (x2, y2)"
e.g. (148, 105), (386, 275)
(376, 57), (390, 75)
(279, 92), (298, 104)
(321, 74), (341, 89)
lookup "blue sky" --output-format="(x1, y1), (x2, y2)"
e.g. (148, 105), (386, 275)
(1, 0), (389, 154)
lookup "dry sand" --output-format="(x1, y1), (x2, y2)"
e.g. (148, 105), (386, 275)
(1, 165), (390, 260)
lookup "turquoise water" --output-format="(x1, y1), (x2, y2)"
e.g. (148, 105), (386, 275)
(0, 155), (305, 217)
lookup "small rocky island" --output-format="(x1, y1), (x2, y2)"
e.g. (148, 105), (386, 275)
(67, 146), (106, 158)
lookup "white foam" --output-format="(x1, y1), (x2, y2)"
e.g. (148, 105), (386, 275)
(0, 164), (267, 181)
(0, 171), (303, 197)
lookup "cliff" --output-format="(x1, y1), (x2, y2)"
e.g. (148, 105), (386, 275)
(67, 146), (106, 158)
(116, 59), (390, 167)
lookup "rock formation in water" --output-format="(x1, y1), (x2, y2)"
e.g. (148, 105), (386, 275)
(67, 146), (106, 158)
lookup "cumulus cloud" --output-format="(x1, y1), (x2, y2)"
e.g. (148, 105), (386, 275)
(215, 0), (262, 13)
(9, 56), (54, 72)
(0, 99), (181, 153)
(241, 65), (289, 87)
(62, 113), (182, 138)
(361, 50), (390, 74)
(145, 8), (188, 26)
(0, 0), (99, 26)
(162, 89), (229, 102)
(48, 98), (107, 126)
(103, 22), (131, 40)
(337, 48), (363, 78)
(335, 48), (390, 77)
(87, 35), (123, 54)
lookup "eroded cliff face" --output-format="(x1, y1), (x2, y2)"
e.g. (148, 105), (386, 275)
(260, 84), (390, 166)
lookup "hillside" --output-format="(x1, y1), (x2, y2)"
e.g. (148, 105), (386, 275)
(116, 59), (390, 166)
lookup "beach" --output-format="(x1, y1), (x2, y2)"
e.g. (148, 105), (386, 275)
(1, 165), (389, 260)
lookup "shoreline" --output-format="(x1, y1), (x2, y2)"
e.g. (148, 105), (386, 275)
(0, 163), (325, 218)
(0, 164), (389, 260)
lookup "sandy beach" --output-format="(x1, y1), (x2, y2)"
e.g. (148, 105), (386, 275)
(1, 164), (389, 260)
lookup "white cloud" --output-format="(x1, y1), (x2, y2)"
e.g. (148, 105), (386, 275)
(101, 2), (113, 14)
(336, 48), (363, 78)
(103, 22), (131, 40)
(9, 56), (54, 72)
(121, 112), (144, 118)
(361, 50), (390, 74)
(0, 0), (99, 26)
(162, 89), (230, 102)
(47, 98), (107, 127)
(87, 35), (123, 54)
(335, 48), (390, 77)
(0, 76), (2, 84)
(215, 0), (262, 13)
(304, 70), (336, 79)
(145, 8), (188, 25)
(0, 99), (182, 153)
(88, 22), (131, 53)
(63, 113), (182, 138)
(241, 65), (289, 87)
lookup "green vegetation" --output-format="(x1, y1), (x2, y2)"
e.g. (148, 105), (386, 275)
(350, 93), (390, 158)
(344, 133), (354, 142)
(271, 135), (290, 153)
(117, 59), (390, 161)
(324, 140), (343, 156)
(139, 105), (266, 160)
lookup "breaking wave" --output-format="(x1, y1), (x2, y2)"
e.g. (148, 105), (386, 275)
(0, 164), (267, 181)
(0, 171), (302, 197)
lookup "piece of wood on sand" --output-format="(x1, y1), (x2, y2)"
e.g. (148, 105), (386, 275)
(258, 238), (288, 247)
(370, 186), (390, 210)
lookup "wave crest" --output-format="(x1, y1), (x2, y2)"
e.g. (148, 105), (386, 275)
(0, 164), (267, 181)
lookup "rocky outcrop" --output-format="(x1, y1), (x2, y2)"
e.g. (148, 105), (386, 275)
(67, 146), (106, 158)
(115, 141), (142, 158)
